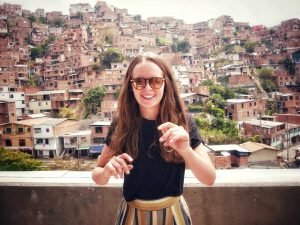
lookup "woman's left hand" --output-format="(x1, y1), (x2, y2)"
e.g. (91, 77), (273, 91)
(157, 122), (191, 155)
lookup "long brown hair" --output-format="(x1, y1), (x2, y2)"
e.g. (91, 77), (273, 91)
(110, 53), (188, 163)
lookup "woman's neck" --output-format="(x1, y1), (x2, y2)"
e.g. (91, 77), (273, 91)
(140, 108), (158, 120)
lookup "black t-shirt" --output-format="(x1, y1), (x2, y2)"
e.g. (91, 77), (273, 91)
(106, 115), (202, 201)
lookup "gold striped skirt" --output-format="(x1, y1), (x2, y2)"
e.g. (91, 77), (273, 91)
(115, 196), (192, 225)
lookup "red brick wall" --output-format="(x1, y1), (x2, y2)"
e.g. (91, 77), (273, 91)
(231, 155), (248, 167)
(215, 156), (231, 169)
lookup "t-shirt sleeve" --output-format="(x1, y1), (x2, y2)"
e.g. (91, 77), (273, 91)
(187, 114), (203, 149)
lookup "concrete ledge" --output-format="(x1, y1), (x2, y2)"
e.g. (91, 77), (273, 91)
(0, 169), (300, 225)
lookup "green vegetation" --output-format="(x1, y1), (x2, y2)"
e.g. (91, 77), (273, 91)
(156, 37), (168, 46)
(209, 84), (235, 100)
(171, 40), (191, 53)
(188, 104), (204, 113)
(30, 46), (44, 59)
(27, 73), (40, 87)
(223, 44), (234, 53)
(235, 87), (249, 95)
(257, 67), (276, 93)
(82, 86), (106, 117)
(133, 15), (142, 22)
(100, 48), (125, 69)
(244, 41), (257, 53)
(193, 114), (241, 144)
(0, 148), (46, 171)
(200, 79), (214, 86)
(279, 57), (295, 75)
(214, 58), (232, 68)
(58, 106), (77, 119)
(265, 99), (276, 115)
(30, 35), (56, 59)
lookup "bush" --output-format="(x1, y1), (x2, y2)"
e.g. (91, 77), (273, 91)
(0, 148), (46, 171)
(188, 104), (204, 112)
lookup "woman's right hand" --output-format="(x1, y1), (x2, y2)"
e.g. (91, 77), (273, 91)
(104, 153), (133, 179)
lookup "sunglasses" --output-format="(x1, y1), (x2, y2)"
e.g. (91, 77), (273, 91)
(130, 77), (165, 90)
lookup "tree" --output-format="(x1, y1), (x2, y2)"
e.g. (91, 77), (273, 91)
(101, 48), (125, 69)
(0, 147), (46, 171)
(104, 35), (113, 45)
(223, 120), (239, 137)
(39, 16), (47, 24)
(171, 40), (191, 53)
(244, 41), (257, 53)
(210, 84), (225, 96)
(224, 44), (234, 53)
(235, 87), (248, 95)
(258, 67), (273, 79)
(265, 99), (276, 115)
(194, 116), (210, 130)
(171, 43), (177, 52)
(211, 117), (225, 130)
(156, 37), (167, 46)
(211, 107), (224, 118)
(27, 73), (40, 87)
(82, 86), (106, 117)
(28, 15), (36, 24)
(201, 79), (214, 86)
(53, 18), (64, 27)
(250, 135), (262, 143)
(30, 47), (44, 59)
(211, 94), (226, 109)
(58, 106), (76, 119)
(133, 15), (142, 22)
(279, 57), (295, 75)
(262, 79), (276, 93)
(177, 40), (191, 53)
(24, 36), (33, 45)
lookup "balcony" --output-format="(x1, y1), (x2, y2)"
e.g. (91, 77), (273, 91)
(0, 169), (299, 225)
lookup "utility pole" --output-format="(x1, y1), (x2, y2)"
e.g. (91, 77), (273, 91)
(259, 110), (262, 143)
(286, 116), (290, 161)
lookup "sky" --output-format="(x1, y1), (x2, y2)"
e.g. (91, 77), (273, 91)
(2, 0), (300, 27)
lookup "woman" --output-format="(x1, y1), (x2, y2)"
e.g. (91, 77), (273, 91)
(92, 53), (216, 225)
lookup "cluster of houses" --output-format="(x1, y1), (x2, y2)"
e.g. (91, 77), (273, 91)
(0, 112), (111, 158)
(0, 1), (300, 168)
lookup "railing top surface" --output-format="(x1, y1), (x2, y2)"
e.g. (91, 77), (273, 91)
(1, 169), (300, 187)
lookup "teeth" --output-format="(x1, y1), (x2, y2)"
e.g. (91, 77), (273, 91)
(143, 95), (154, 99)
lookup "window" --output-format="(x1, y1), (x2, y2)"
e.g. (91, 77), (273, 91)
(17, 127), (24, 133)
(36, 139), (43, 144)
(80, 137), (87, 143)
(19, 139), (26, 146)
(70, 137), (77, 145)
(34, 128), (42, 133)
(46, 128), (50, 132)
(93, 137), (105, 144)
(5, 139), (12, 146)
(45, 139), (49, 144)
(95, 127), (103, 133)
(5, 128), (12, 134)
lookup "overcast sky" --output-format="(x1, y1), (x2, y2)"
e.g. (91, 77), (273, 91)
(3, 0), (300, 27)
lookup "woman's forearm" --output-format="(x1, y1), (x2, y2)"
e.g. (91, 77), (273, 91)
(181, 146), (216, 186)
(92, 166), (111, 185)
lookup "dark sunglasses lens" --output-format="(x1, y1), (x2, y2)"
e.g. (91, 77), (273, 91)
(149, 78), (164, 89)
(134, 78), (146, 89)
